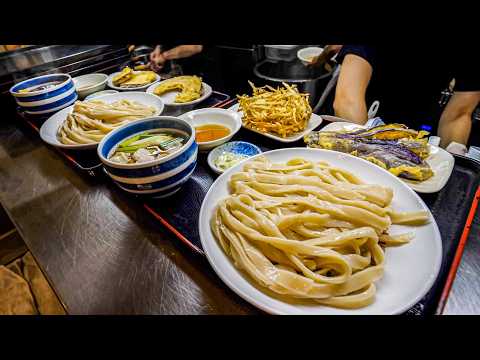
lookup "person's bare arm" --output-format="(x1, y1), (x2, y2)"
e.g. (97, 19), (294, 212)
(438, 91), (480, 148)
(162, 45), (203, 60)
(333, 54), (372, 124)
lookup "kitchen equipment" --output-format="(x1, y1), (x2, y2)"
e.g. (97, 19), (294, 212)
(253, 58), (335, 109)
(263, 45), (302, 62)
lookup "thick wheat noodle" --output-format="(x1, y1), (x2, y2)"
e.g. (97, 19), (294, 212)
(232, 182), (392, 231)
(58, 99), (156, 145)
(247, 182), (389, 216)
(231, 171), (392, 206)
(210, 156), (429, 309)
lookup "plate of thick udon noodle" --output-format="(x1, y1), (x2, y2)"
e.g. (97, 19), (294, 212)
(40, 92), (164, 150)
(199, 148), (442, 314)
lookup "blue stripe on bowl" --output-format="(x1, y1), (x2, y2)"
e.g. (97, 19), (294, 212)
(16, 80), (74, 103)
(19, 91), (78, 112)
(104, 142), (197, 178)
(25, 94), (78, 116)
(11, 74), (70, 94)
(100, 118), (193, 159)
(114, 161), (196, 191)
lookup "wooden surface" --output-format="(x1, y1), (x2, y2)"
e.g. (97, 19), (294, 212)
(0, 114), (478, 315)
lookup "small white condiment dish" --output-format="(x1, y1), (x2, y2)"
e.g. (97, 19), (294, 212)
(179, 108), (242, 151)
(73, 73), (109, 99)
(297, 46), (324, 65)
(207, 141), (262, 174)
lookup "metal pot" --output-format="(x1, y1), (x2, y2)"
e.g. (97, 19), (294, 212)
(253, 59), (334, 109)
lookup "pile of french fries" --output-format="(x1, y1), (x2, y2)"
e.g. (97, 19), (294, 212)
(237, 81), (312, 138)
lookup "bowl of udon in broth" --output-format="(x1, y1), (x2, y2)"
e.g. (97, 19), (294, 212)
(98, 116), (198, 198)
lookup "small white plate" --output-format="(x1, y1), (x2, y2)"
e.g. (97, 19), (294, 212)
(179, 108), (242, 151)
(199, 148), (442, 315)
(107, 71), (160, 91)
(229, 103), (323, 143)
(146, 80), (212, 107)
(39, 92), (164, 150)
(317, 121), (455, 193)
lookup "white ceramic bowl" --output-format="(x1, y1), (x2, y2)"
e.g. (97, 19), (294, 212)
(297, 46), (324, 65)
(179, 108), (242, 151)
(85, 90), (119, 100)
(73, 73), (108, 99)
(97, 116), (197, 198)
(9, 73), (77, 116)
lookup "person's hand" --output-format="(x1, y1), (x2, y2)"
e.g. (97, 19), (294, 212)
(162, 45), (203, 60)
(149, 45), (166, 72)
(309, 45), (343, 67)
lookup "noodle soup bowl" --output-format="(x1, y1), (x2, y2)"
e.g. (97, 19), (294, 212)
(98, 116), (197, 198)
(10, 73), (78, 116)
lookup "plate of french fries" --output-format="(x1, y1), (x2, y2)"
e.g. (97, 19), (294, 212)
(40, 92), (164, 150)
(230, 82), (323, 143)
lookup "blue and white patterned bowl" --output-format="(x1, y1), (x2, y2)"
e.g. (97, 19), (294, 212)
(98, 116), (198, 198)
(9, 73), (78, 116)
(207, 141), (262, 174)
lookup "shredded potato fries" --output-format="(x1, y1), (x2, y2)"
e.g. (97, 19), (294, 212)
(237, 81), (312, 138)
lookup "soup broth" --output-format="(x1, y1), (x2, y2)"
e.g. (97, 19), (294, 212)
(109, 129), (188, 165)
(195, 124), (230, 143)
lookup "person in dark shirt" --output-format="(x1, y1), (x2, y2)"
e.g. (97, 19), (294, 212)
(328, 45), (480, 152)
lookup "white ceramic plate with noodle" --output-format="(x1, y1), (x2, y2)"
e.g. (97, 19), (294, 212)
(319, 121), (455, 193)
(229, 103), (323, 143)
(199, 148), (442, 315)
(39, 92), (164, 150)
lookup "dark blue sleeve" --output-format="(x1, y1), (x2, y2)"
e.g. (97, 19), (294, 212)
(454, 56), (480, 92)
(336, 45), (377, 68)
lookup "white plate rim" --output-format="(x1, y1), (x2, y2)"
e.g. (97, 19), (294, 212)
(317, 121), (455, 193)
(39, 92), (165, 150)
(229, 103), (323, 143)
(107, 71), (160, 91)
(199, 147), (443, 315)
(146, 80), (212, 107)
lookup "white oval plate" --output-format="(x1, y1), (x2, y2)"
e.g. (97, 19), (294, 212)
(39, 92), (164, 150)
(146, 80), (212, 107)
(229, 103), (323, 143)
(318, 121), (455, 193)
(199, 148), (442, 315)
(107, 71), (160, 91)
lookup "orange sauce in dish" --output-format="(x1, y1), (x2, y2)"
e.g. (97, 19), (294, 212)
(195, 124), (230, 143)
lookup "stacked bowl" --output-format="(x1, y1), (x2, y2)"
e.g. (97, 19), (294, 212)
(98, 117), (198, 198)
(9, 73), (78, 116)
